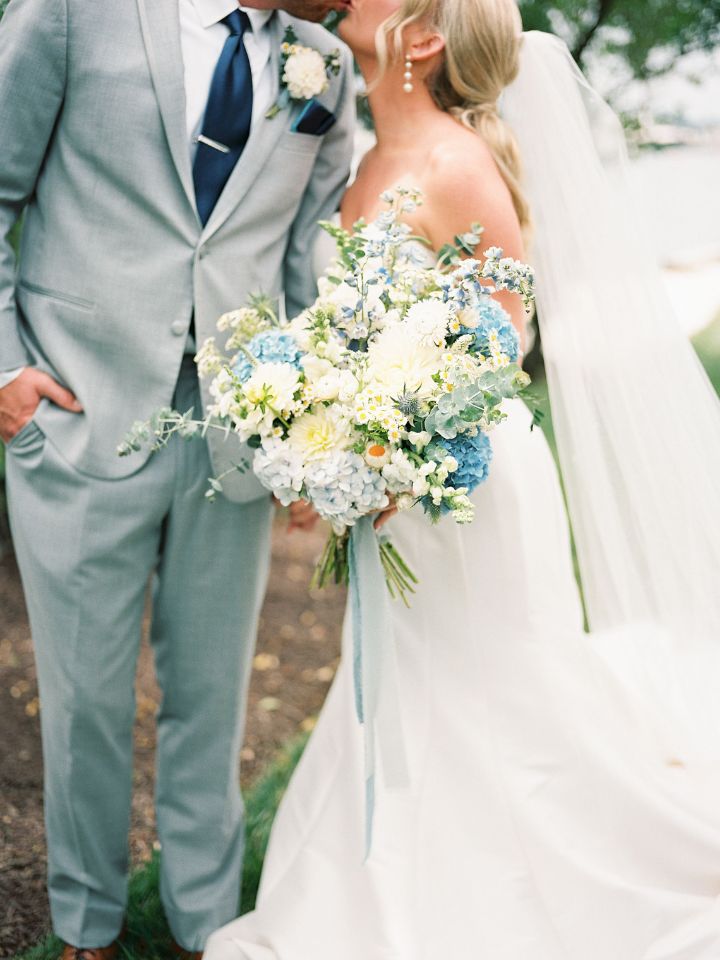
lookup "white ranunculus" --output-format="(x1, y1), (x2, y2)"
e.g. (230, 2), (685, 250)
(287, 406), (352, 462)
(366, 323), (443, 399)
(382, 449), (420, 493)
(456, 307), (480, 329)
(301, 355), (334, 383)
(283, 48), (328, 100)
(316, 335), (344, 365)
(243, 362), (300, 415)
(408, 430), (432, 450)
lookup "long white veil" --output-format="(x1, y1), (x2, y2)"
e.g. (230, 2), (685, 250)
(501, 32), (720, 653)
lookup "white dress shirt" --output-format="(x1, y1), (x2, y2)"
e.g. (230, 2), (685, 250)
(0, 0), (276, 388)
(179, 0), (275, 162)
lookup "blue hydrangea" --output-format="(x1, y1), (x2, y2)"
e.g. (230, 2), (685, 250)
(437, 431), (493, 495)
(304, 451), (388, 531)
(463, 297), (519, 362)
(234, 330), (302, 382)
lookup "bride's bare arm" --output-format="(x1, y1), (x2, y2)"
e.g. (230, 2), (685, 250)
(420, 138), (528, 353)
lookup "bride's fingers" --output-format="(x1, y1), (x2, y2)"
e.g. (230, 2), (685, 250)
(374, 506), (398, 531)
(288, 500), (319, 532)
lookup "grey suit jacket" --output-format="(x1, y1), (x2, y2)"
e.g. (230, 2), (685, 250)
(0, 0), (355, 500)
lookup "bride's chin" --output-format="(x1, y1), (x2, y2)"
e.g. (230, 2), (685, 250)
(338, 12), (375, 57)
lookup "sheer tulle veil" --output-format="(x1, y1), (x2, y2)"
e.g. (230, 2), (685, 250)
(500, 32), (720, 655)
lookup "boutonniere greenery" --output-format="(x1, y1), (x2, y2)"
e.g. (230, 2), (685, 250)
(266, 26), (341, 120)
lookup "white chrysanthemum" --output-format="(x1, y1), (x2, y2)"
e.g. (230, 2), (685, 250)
(366, 323), (443, 398)
(404, 299), (452, 346)
(287, 406), (352, 462)
(243, 362), (300, 414)
(283, 48), (328, 100)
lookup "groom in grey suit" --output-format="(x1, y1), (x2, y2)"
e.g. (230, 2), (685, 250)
(0, 0), (354, 955)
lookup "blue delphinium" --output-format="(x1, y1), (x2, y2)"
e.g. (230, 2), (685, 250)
(233, 330), (302, 382)
(437, 431), (493, 495)
(463, 297), (520, 362)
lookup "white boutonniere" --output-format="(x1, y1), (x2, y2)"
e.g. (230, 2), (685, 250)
(266, 26), (341, 119)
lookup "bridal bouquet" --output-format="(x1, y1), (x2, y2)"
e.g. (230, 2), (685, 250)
(121, 189), (535, 602)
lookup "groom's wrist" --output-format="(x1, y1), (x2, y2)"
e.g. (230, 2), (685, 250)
(0, 366), (26, 390)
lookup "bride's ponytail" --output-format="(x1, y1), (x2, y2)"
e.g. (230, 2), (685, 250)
(378, 0), (531, 238)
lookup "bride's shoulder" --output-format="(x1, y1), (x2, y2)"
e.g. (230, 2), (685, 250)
(425, 125), (508, 204)
(418, 123), (521, 253)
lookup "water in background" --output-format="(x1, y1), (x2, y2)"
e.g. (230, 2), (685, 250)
(628, 144), (719, 336)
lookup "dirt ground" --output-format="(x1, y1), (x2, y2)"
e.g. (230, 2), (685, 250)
(0, 519), (345, 957)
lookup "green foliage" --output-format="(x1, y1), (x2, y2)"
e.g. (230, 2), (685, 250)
(519, 0), (720, 80)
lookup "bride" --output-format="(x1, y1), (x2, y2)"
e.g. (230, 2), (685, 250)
(206, 1), (720, 957)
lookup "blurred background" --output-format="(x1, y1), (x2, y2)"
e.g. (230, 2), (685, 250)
(1, 0), (719, 956)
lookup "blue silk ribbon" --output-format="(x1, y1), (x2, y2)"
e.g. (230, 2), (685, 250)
(348, 515), (410, 856)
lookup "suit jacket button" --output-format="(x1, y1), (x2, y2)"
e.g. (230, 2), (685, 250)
(170, 320), (187, 336)
(198, 246), (209, 260)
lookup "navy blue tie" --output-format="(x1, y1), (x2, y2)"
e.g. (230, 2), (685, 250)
(193, 10), (254, 226)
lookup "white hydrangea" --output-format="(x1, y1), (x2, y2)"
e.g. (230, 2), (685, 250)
(253, 443), (305, 506)
(283, 48), (329, 101)
(304, 451), (389, 534)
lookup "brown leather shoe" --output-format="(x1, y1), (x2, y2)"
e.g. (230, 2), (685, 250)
(60, 922), (127, 960)
(170, 938), (204, 960)
(60, 943), (119, 960)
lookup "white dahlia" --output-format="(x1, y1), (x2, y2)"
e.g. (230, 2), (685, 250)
(366, 324), (443, 399)
(287, 406), (352, 462)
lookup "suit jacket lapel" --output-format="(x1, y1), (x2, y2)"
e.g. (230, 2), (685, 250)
(201, 12), (301, 242)
(136, 0), (198, 217)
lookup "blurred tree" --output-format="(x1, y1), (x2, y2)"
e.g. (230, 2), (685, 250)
(519, 0), (720, 80)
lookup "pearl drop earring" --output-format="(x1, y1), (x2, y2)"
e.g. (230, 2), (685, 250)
(403, 55), (414, 94)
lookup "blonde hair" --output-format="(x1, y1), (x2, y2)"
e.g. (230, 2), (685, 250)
(377, 0), (531, 237)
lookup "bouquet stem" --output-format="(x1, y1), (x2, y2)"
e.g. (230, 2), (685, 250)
(311, 530), (418, 606)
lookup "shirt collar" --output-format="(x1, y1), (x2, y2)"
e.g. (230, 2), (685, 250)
(191, 0), (274, 33)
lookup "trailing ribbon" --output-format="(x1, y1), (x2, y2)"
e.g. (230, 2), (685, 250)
(348, 515), (410, 856)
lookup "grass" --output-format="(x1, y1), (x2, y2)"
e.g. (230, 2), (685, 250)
(15, 736), (309, 960)
(11, 314), (720, 959)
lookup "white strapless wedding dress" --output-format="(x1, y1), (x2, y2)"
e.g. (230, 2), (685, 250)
(205, 233), (720, 960)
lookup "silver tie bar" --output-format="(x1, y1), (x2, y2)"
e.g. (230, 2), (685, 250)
(194, 134), (231, 155)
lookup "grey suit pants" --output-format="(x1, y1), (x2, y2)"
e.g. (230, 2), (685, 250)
(6, 359), (273, 949)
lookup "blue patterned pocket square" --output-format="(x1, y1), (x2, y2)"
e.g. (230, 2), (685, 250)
(292, 99), (337, 136)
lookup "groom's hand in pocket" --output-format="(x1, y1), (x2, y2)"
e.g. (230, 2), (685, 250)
(0, 368), (82, 443)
